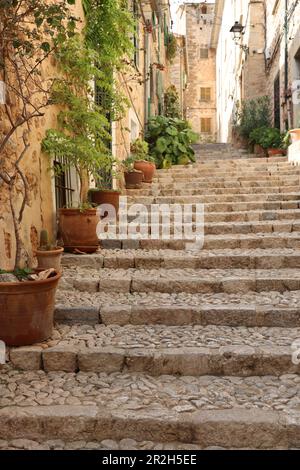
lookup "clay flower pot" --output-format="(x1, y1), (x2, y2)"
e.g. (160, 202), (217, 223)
(134, 160), (156, 183)
(124, 170), (143, 189)
(89, 189), (121, 214)
(59, 208), (100, 253)
(35, 247), (64, 272)
(289, 129), (300, 144)
(267, 148), (285, 157)
(0, 272), (61, 346)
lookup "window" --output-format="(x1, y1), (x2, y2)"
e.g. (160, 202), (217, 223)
(200, 87), (211, 101)
(54, 159), (74, 210)
(200, 48), (209, 59)
(201, 5), (207, 14)
(201, 118), (212, 134)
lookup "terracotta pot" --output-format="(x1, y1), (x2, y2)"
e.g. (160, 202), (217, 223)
(124, 171), (143, 189)
(0, 272), (61, 346)
(35, 247), (64, 272)
(89, 190), (121, 214)
(59, 208), (99, 253)
(289, 129), (300, 143)
(267, 148), (285, 157)
(134, 161), (156, 183)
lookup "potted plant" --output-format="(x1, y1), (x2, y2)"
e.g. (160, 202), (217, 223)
(258, 128), (285, 157)
(0, 0), (75, 346)
(35, 230), (64, 272)
(249, 127), (268, 155)
(123, 156), (144, 189)
(88, 164), (121, 215)
(131, 138), (156, 183)
(145, 116), (198, 169)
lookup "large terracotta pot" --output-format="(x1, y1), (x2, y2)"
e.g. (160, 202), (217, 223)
(89, 190), (121, 214)
(35, 247), (64, 271)
(59, 208), (99, 253)
(134, 161), (156, 183)
(0, 272), (61, 346)
(124, 170), (143, 189)
(268, 148), (285, 157)
(289, 129), (300, 143)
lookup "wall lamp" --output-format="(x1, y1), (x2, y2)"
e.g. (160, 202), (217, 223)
(230, 21), (249, 53)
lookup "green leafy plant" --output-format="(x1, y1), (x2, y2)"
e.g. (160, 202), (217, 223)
(166, 32), (177, 63)
(130, 139), (149, 160)
(234, 96), (272, 139)
(164, 85), (181, 119)
(249, 127), (269, 146)
(145, 116), (198, 169)
(42, 0), (135, 204)
(259, 128), (284, 149)
(0, 268), (34, 281)
(121, 156), (138, 172)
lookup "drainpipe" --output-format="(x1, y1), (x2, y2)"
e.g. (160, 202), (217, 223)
(144, 31), (150, 129)
(284, 0), (289, 130)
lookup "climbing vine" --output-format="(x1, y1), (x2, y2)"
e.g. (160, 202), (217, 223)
(42, 0), (136, 203)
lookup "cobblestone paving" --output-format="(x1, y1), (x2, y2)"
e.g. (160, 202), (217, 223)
(1, 367), (300, 412)
(33, 324), (300, 350)
(56, 289), (300, 308)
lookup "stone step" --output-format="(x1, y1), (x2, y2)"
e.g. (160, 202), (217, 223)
(124, 200), (300, 213)
(155, 161), (289, 175)
(0, 437), (216, 450)
(62, 249), (300, 271)
(1, 368), (299, 448)
(154, 168), (300, 179)
(97, 220), (300, 237)
(127, 184), (300, 197)
(8, 324), (300, 376)
(55, 304), (300, 328)
(154, 173), (300, 182)
(55, 289), (300, 327)
(60, 267), (300, 294)
(99, 232), (300, 250)
(151, 178), (300, 189)
(204, 209), (300, 223)
(126, 193), (300, 204)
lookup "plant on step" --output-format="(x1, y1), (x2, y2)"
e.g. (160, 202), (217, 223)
(145, 116), (198, 169)
(0, 0), (77, 271)
(253, 128), (284, 150)
(164, 85), (181, 119)
(130, 138), (149, 160)
(38, 230), (59, 251)
(234, 96), (272, 140)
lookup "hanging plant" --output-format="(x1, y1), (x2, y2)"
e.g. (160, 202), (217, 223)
(166, 32), (177, 63)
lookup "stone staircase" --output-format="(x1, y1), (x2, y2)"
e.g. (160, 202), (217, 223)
(1, 145), (300, 450)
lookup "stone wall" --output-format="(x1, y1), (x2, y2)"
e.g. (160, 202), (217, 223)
(184, 3), (217, 142)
